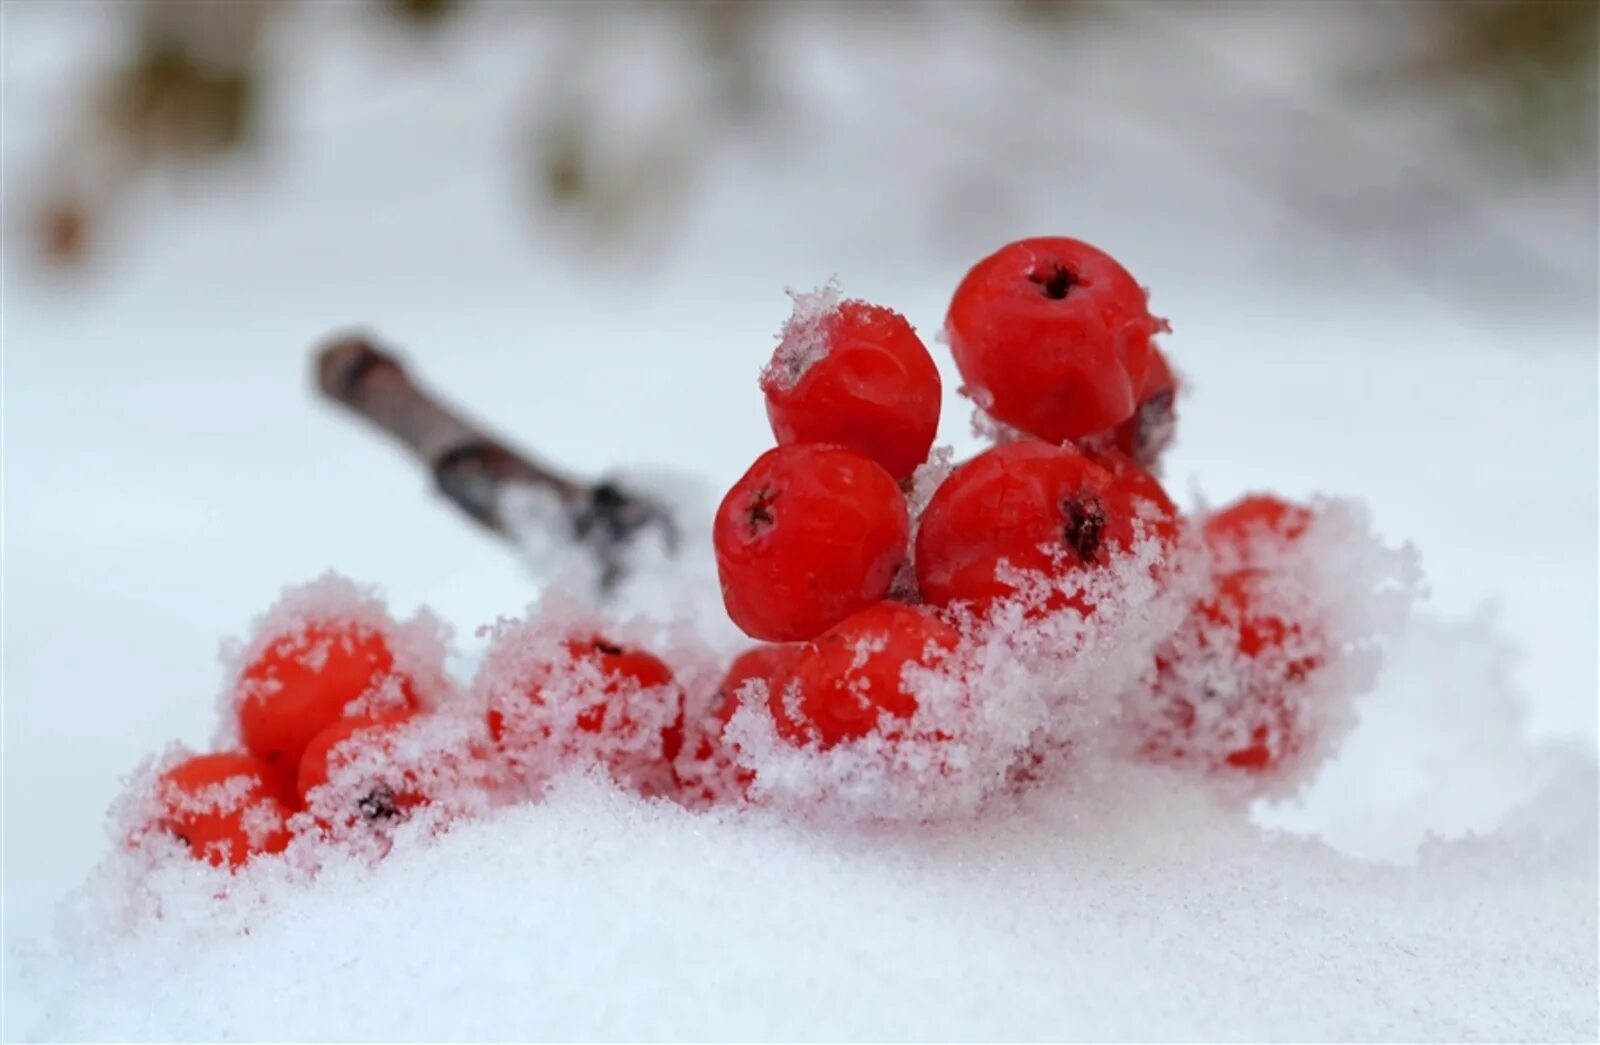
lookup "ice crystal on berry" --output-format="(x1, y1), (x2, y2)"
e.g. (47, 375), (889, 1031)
(760, 279), (843, 392)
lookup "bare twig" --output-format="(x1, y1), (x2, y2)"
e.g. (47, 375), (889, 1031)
(314, 332), (678, 591)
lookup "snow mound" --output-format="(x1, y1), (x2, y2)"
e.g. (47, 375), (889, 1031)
(27, 738), (1596, 1040)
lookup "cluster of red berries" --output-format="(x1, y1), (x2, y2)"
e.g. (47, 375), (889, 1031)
(137, 611), (440, 869)
(141, 590), (725, 869)
(137, 236), (1337, 871)
(712, 236), (1325, 767)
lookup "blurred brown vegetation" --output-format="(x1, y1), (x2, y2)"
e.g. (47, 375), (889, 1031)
(22, 0), (1599, 289)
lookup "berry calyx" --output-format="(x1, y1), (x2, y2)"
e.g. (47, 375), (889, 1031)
(916, 441), (1139, 616)
(762, 298), (942, 480)
(151, 752), (292, 869)
(296, 709), (427, 825)
(768, 601), (959, 748)
(236, 619), (419, 795)
(715, 444), (910, 642)
(1203, 494), (1314, 569)
(947, 236), (1160, 444)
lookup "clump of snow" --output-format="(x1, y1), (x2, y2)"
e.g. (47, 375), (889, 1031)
(471, 598), (686, 799)
(722, 528), (1197, 821)
(1254, 608), (1595, 863)
(1122, 499), (1422, 797)
(497, 480), (578, 577)
(759, 279), (843, 393)
(293, 710), (496, 855)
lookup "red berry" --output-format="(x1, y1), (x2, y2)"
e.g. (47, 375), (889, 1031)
(714, 445), (910, 642)
(1143, 568), (1325, 774)
(151, 752), (292, 868)
(237, 620), (419, 795)
(1102, 345), (1176, 467)
(769, 602), (959, 748)
(1203, 495), (1314, 568)
(485, 635), (683, 794)
(711, 645), (799, 729)
(296, 709), (427, 825)
(947, 237), (1160, 444)
(916, 441), (1140, 616)
(762, 299), (941, 480)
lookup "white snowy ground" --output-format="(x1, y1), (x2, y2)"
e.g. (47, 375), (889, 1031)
(4, 4), (1597, 1040)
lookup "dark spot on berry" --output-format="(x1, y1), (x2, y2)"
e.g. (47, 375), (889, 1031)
(745, 488), (776, 533)
(1029, 264), (1079, 301)
(358, 784), (400, 822)
(1060, 491), (1106, 562)
(591, 639), (624, 656)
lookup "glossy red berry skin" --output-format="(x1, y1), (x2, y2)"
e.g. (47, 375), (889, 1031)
(715, 445), (910, 642)
(915, 441), (1134, 615)
(1145, 568), (1325, 774)
(1203, 495), (1314, 569)
(947, 237), (1159, 444)
(297, 709), (426, 823)
(1103, 345), (1177, 468)
(154, 752), (292, 868)
(768, 602), (959, 748)
(237, 620), (419, 795)
(762, 301), (941, 481)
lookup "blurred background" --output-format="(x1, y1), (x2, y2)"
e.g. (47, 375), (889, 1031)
(3, 0), (1596, 1029)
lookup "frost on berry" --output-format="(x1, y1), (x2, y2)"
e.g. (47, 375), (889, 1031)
(473, 600), (685, 799)
(726, 530), (1205, 822)
(760, 279), (843, 393)
(1120, 499), (1421, 798)
(295, 709), (495, 852)
(902, 446), (956, 527)
(217, 573), (454, 751)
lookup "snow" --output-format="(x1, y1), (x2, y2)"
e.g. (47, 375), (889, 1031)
(24, 759), (1598, 1041)
(760, 280), (844, 393)
(4, 2), (1596, 1040)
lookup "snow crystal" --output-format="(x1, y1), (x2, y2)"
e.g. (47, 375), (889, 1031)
(759, 280), (843, 392)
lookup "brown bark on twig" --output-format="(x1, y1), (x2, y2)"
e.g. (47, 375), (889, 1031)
(314, 332), (677, 591)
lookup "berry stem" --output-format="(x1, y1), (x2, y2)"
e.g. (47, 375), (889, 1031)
(314, 332), (677, 591)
